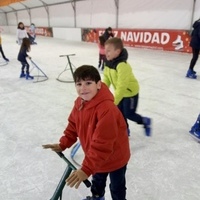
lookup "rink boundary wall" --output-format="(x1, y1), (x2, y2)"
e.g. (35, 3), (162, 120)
(0, 26), (192, 53)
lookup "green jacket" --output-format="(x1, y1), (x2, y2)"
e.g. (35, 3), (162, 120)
(103, 48), (139, 105)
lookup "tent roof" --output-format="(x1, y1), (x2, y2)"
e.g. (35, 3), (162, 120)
(0, 0), (86, 13)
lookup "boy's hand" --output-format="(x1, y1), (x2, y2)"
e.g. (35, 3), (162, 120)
(42, 144), (62, 152)
(66, 169), (88, 189)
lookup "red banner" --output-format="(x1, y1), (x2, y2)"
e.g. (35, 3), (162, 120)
(82, 28), (192, 53)
(25, 26), (53, 37)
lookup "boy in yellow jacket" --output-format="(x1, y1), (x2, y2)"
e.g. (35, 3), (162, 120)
(103, 37), (151, 136)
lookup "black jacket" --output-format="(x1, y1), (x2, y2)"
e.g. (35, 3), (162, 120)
(102, 28), (114, 41)
(18, 47), (28, 62)
(190, 19), (200, 49)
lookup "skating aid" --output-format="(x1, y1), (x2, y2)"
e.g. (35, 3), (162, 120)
(29, 59), (49, 82)
(50, 152), (91, 200)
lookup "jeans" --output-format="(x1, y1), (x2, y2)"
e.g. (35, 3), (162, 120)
(117, 94), (143, 128)
(91, 165), (127, 200)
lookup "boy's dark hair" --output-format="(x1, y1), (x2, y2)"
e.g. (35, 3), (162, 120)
(99, 36), (105, 46)
(105, 37), (123, 50)
(20, 38), (31, 53)
(107, 27), (112, 31)
(73, 65), (101, 83)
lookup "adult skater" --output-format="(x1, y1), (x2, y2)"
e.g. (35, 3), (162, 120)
(186, 19), (200, 79)
(102, 27), (114, 41)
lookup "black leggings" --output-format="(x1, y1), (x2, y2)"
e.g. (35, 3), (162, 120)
(0, 45), (6, 59)
(21, 61), (30, 74)
(189, 48), (200, 70)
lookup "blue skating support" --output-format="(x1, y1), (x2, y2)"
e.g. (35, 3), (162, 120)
(70, 142), (81, 167)
(30, 59), (48, 82)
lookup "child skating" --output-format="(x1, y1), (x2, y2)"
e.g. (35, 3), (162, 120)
(103, 37), (152, 136)
(17, 37), (34, 80)
(43, 65), (130, 200)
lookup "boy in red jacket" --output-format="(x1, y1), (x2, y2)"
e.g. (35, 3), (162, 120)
(43, 65), (130, 200)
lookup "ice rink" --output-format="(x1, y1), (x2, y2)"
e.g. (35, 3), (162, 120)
(0, 34), (200, 200)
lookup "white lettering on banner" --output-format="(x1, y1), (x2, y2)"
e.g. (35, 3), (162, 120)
(144, 32), (151, 43)
(160, 33), (169, 44)
(113, 31), (118, 37)
(36, 28), (44, 34)
(121, 31), (170, 45)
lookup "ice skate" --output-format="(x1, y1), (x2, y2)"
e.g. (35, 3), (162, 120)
(143, 117), (152, 136)
(186, 69), (197, 79)
(26, 73), (34, 80)
(19, 72), (26, 78)
(189, 114), (200, 142)
(189, 129), (200, 142)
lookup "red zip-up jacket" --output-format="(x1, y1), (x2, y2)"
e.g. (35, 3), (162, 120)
(59, 83), (130, 177)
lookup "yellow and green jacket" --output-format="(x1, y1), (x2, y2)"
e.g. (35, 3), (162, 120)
(103, 48), (139, 105)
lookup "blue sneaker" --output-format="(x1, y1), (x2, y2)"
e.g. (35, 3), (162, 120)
(19, 72), (26, 78)
(186, 69), (197, 79)
(143, 117), (151, 136)
(82, 196), (105, 200)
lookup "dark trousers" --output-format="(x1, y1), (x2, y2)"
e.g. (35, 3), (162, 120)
(98, 54), (106, 70)
(0, 45), (6, 59)
(91, 165), (127, 200)
(117, 94), (143, 128)
(189, 48), (200, 70)
(21, 61), (30, 74)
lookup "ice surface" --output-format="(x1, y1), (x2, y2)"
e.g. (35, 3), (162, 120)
(0, 34), (200, 200)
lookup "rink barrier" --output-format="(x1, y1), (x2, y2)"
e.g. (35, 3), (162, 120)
(56, 54), (76, 83)
(50, 152), (91, 200)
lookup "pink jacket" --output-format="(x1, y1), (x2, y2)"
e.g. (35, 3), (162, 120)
(98, 43), (105, 55)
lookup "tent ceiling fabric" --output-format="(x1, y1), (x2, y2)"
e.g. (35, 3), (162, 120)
(0, 0), (84, 12)
(0, 0), (25, 7)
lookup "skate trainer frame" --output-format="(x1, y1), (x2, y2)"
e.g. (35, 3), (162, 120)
(56, 54), (76, 83)
(50, 152), (91, 200)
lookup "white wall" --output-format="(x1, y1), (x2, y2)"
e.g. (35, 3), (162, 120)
(76, 0), (116, 28)
(193, 0), (200, 22)
(30, 7), (49, 27)
(18, 10), (31, 26)
(118, 0), (193, 29)
(49, 3), (74, 27)
(53, 27), (81, 41)
(0, 13), (6, 25)
(7, 12), (17, 26)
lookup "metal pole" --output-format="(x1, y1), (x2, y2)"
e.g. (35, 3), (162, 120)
(189, 0), (196, 32)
